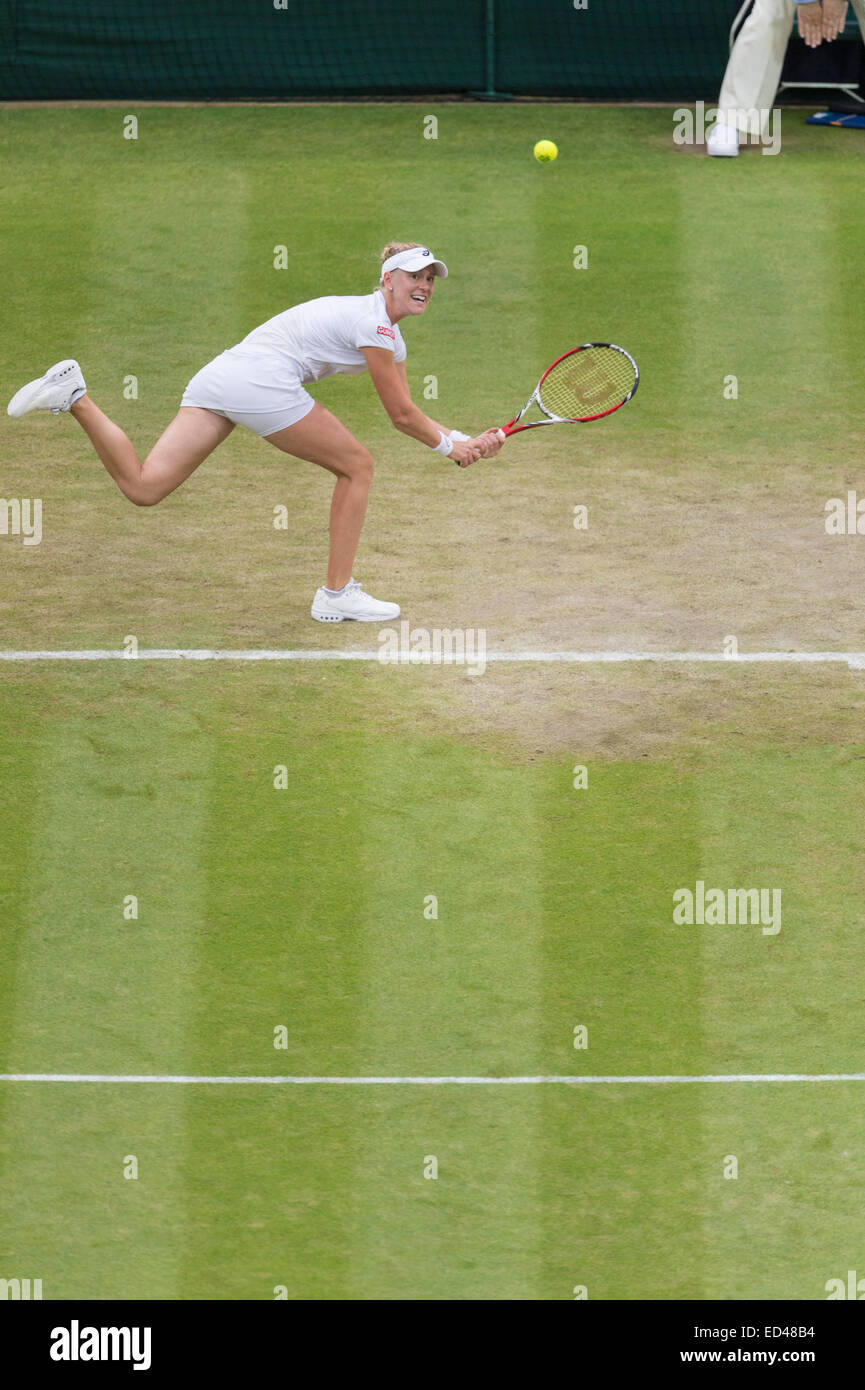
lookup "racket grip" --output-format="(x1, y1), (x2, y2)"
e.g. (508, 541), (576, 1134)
(453, 429), (507, 465)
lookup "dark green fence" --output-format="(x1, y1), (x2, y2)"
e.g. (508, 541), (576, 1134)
(0, 2), (812, 103)
(0, 1), (740, 101)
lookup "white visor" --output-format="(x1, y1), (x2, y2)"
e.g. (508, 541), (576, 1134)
(380, 247), (448, 281)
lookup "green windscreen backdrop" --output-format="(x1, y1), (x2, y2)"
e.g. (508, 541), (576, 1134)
(0, 1), (741, 101)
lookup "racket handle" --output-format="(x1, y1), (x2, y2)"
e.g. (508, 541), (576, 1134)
(453, 428), (508, 465)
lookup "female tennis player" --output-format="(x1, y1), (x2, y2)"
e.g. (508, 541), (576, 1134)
(6, 242), (503, 623)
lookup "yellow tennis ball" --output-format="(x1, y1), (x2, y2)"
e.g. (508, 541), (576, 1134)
(533, 139), (558, 163)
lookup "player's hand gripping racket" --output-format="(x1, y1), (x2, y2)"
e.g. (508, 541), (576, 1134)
(495, 342), (639, 442)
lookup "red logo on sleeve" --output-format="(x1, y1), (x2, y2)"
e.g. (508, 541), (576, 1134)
(376, 325), (395, 340)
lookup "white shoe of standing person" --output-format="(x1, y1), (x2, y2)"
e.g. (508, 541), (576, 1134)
(706, 122), (739, 158)
(311, 578), (400, 623)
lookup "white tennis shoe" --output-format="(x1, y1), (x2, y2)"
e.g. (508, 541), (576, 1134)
(311, 579), (400, 623)
(706, 122), (739, 157)
(6, 359), (87, 417)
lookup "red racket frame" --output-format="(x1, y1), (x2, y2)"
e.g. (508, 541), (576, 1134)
(499, 343), (640, 437)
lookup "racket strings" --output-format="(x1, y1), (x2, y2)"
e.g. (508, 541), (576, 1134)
(540, 347), (636, 420)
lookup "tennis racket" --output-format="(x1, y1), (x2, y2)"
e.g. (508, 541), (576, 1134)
(496, 343), (639, 440)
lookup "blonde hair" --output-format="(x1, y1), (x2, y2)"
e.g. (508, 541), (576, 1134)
(380, 241), (423, 264)
(376, 241), (424, 290)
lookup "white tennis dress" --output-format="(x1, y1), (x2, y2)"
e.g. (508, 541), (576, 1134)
(181, 288), (407, 436)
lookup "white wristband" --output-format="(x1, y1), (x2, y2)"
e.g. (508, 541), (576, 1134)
(432, 431), (454, 457)
(448, 430), (471, 443)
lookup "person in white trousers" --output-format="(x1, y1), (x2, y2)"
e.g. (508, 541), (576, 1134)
(708, 0), (860, 154)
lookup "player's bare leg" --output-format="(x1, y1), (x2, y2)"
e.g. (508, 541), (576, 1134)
(70, 398), (235, 505)
(265, 402), (373, 588)
(264, 401), (399, 621)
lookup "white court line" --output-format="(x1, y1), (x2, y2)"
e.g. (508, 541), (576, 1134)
(1, 1073), (864, 1085)
(1, 649), (865, 668)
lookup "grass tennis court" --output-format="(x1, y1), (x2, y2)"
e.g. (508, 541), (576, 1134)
(2, 104), (865, 1300)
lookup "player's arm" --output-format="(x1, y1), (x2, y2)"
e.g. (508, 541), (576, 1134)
(393, 360), (504, 458)
(395, 359), (447, 435)
(362, 347), (481, 464)
(363, 347), (443, 445)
